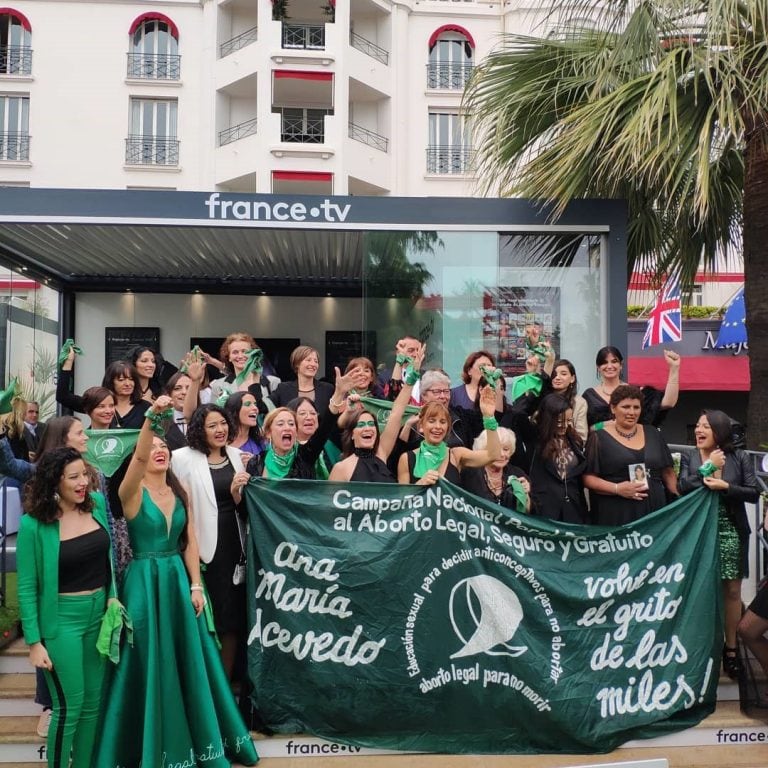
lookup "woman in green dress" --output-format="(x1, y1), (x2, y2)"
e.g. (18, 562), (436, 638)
(94, 396), (258, 767)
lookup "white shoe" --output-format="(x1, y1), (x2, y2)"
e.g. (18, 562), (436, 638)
(36, 708), (51, 739)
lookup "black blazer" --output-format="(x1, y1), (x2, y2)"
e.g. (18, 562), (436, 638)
(271, 379), (335, 416)
(678, 449), (759, 537)
(528, 438), (588, 524)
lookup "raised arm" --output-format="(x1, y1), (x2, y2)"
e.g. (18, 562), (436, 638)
(453, 385), (502, 470)
(378, 344), (425, 460)
(660, 350), (681, 409)
(182, 359), (205, 422)
(118, 395), (172, 519)
(56, 349), (86, 413)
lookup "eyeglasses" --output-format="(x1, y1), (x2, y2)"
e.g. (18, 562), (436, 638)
(355, 420), (376, 428)
(425, 389), (450, 396)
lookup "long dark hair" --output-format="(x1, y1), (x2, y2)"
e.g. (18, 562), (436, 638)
(36, 417), (100, 490)
(701, 409), (735, 454)
(538, 394), (581, 460)
(24, 448), (93, 523)
(552, 359), (578, 404)
(102, 361), (143, 405)
(186, 404), (235, 455)
(107, 440), (190, 550)
(224, 391), (265, 447)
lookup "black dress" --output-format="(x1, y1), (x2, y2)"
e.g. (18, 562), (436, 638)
(203, 457), (246, 635)
(585, 426), (673, 526)
(582, 386), (668, 428)
(271, 380), (335, 416)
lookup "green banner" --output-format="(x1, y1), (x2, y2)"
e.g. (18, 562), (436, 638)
(84, 429), (140, 477)
(358, 396), (420, 427)
(244, 479), (721, 754)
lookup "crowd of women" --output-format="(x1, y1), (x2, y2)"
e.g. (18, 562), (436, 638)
(4, 328), (765, 767)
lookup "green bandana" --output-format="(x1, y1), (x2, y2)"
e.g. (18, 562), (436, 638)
(413, 441), (448, 478)
(179, 345), (202, 374)
(265, 444), (298, 479)
(58, 339), (84, 365)
(84, 429), (141, 477)
(511, 372), (543, 401)
(525, 339), (549, 363)
(96, 600), (134, 664)
(479, 365), (503, 387)
(0, 377), (19, 415)
(234, 348), (264, 388)
(507, 475), (529, 515)
(145, 406), (173, 436)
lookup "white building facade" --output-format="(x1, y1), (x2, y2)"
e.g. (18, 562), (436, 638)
(0, 0), (553, 195)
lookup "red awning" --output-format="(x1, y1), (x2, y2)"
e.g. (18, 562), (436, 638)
(0, 8), (31, 30)
(129, 12), (179, 39)
(629, 356), (750, 392)
(272, 171), (332, 181)
(428, 25), (475, 49)
(274, 70), (333, 81)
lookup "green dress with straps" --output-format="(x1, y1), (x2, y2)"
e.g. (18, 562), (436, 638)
(94, 489), (258, 767)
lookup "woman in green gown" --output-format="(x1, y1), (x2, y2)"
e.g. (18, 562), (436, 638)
(94, 395), (258, 767)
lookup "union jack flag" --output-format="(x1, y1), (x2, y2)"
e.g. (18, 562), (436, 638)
(642, 279), (682, 349)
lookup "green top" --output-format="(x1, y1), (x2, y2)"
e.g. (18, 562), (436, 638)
(17, 492), (116, 644)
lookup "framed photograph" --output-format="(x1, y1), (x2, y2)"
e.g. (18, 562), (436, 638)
(628, 462), (649, 490)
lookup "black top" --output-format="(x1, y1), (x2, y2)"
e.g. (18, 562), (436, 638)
(58, 527), (110, 593)
(406, 449), (461, 485)
(210, 456), (237, 517)
(582, 386), (668, 428)
(460, 465), (528, 512)
(349, 450), (396, 483)
(528, 437), (588, 524)
(113, 403), (146, 429)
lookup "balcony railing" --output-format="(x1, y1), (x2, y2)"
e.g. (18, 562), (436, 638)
(426, 62), (474, 90)
(125, 135), (179, 166)
(219, 117), (258, 147)
(0, 133), (29, 161)
(348, 122), (388, 152)
(280, 112), (328, 143)
(0, 45), (32, 75)
(282, 23), (325, 50)
(349, 32), (388, 65)
(127, 53), (181, 80)
(426, 145), (473, 174)
(220, 26), (258, 58)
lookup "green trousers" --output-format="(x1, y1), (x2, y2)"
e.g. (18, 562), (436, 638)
(43, 589), (106, 768)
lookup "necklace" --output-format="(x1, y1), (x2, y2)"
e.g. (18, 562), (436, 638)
(298, 387), (315, 393)
(484, 469), (503, 495)
(142, 483), (170, 496)
(614, 425), (638, 440)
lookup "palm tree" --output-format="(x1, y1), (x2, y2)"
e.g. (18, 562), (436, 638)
(464, 0), (768, 446)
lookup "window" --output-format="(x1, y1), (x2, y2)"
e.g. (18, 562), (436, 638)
(128, 14), (180, 80)
(126, 98), (178, 165)
(0, 94), (29, 160)
(0, 10), (32, 75)
(427, 27), (473, 89)
(279, 108), (329, 143)
(427, 112), (471, 174)
(690, 284), (703, 307)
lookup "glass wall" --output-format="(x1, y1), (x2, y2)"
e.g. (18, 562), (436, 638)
(0, 268), (60, 420)
(362, 230), (604, 391)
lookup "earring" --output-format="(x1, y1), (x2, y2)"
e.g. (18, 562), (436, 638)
(53, 492), (60, 503)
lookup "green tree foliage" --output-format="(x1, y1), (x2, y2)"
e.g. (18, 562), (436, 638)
(465, 0), (768, 444)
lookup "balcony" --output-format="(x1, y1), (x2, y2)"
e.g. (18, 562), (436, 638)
(0, 133), (29, 161)
(125, 135), (179, 166)
(219, 117), (258, 147)
(279, 109), (330, 143)
(220, 26), (258, 58)
(426, 63), (474, 90)
(0, 46), (32, 76)
(426, 145), (473, 175)
(282, 23), (325, 50)
(349, 32), (388, 65)
(127, 53), (181, 80)
(348, 122), (388, 152)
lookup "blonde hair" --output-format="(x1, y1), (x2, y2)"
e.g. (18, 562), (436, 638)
(263, 407), (296, 436)
(290, 345), (319, 374)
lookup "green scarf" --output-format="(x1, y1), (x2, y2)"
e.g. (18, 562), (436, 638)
(506, 475), (529, 515)
(58, 338), (84, 365)
(413, 441), (448, 478)
(511, 372), (543, 401)
(265, 444), (298, 478)
(234, 348), (264, 388)
(96, 600), (133, 664)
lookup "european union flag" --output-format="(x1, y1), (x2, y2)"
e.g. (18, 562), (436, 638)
(716, 287), (747, 347)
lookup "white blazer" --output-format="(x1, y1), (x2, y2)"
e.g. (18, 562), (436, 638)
(171, 445), (244, 564)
